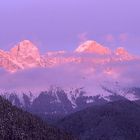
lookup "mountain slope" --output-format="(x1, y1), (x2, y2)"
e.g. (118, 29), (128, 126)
(0, 96), (77, 140)
(57, 100), (140, 140)
(1, 86), (140, 123)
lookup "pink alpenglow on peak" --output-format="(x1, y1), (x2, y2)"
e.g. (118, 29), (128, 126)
(10, 40), (42, 68)
(10, 40), (41, 61)
(0, 39), (137, 73)
(115, 47), (129, 56)
(75, 40), (111, 55)
(115, 47), (134, 60)
(0, 40), (43, 73)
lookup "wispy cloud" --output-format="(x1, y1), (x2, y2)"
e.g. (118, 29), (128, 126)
(119, 33), (128, 42)
(104, 34), (115, 42)
(104, 33), (128, 43)
(78, 32), (88, 43)
(0, 57), (140, 92)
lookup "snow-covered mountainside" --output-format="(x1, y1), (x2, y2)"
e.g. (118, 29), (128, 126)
(0, 39), (140, 120)
(0, 84), (140, 121)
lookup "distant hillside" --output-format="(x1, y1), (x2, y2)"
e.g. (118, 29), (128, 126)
(57, 100), (140, 140)
(0, 96), (77, 140)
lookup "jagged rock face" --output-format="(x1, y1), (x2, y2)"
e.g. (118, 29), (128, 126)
(0, 88), (107, 122)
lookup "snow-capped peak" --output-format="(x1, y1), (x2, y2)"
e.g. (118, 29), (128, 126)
(115, 47), (129, 56)
(115, 47), (134, 60)
(10, 40), (40, 60)
(75, 40), (111, 54)
(9, 40), (42, 69)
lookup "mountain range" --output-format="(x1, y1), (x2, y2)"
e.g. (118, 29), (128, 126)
(0, 39), (140, 121)
(0, 40), (140, 139)
(0, 40), (135, 72)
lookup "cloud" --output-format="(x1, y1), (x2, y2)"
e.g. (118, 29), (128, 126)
(0, 56), (140, 93)
(104, 33), (128, 43)
(78, 32), (88, 43)
(119, 33), (128, 42)
(104, 34), (115, 42)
